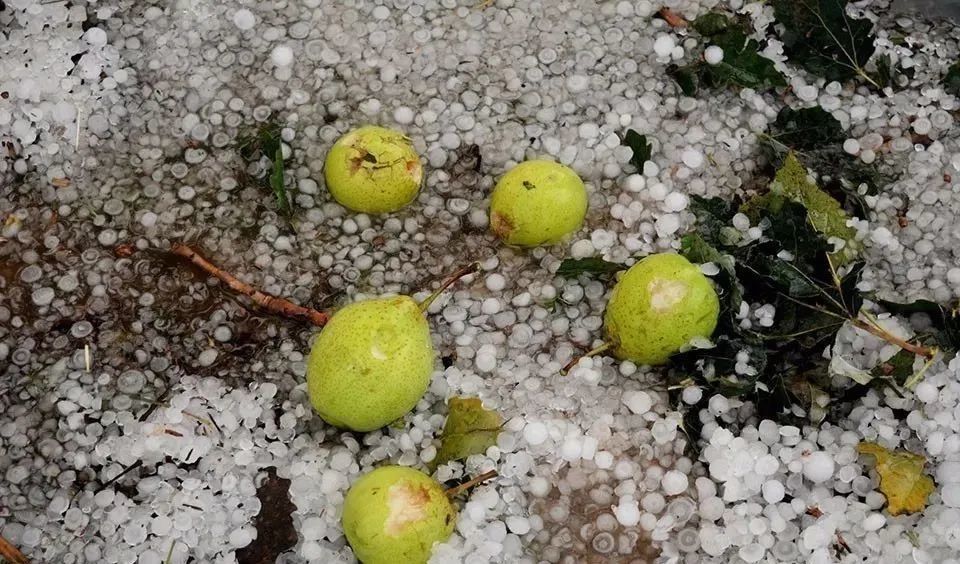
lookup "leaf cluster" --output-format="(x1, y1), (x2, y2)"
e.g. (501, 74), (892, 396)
(669, 11), (786, 96)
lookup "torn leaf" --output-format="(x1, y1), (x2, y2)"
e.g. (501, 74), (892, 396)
(432, 397), (502, 471)
(622, 129), (653, 170)
(557, 257), (627, 280)
(858, 442), (935, 516)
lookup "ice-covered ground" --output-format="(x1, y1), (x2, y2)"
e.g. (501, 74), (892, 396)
(3, 0), (960, 563)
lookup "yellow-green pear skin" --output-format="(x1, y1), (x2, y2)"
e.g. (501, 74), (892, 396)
(306, 296), (435, 432)
(603, 253), (720, 365)
(489, 159), (588, 247)
(324, 125), (424, 214)
(342, 466), (456, 564)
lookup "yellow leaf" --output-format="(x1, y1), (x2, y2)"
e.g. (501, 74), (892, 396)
(431, 397), (502, 471)
(858, 442), (935, 516)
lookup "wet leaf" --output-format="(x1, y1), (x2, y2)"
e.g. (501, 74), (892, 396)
(858, 442), (935, 515)
(702, 29), (787, 91)
(622, 129), (652, 170)
(768, 107), (845, 151)
(692, 11), (733, 36)
(432, 397), (502, 470)
(270, 148), (292, 216)
(945, 61), (960, 96)
(688, 195), (737, 245)
(668, 64), (700, 96)
(871, 349), (917, 386)
(556, 257), (626, 279)
(772, 0), (877, 84)
(236, 467), (298, 564)
(769, 153), (859, 264)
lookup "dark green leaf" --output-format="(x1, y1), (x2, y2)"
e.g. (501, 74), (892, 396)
(668, 64), (701, 96)
(769, 107), (844, 151)
(622, 129), (652, 170)
(680, 233), (744, 315)
(689, 195), (736, 244)
(751, 255), (822, 298)
(556, 257), (626, 279)
(772, 0), (876, 83)
(692, 11), (733, 36)
(702, 29), (787, 91)
(270, 148), (292, 216)
(869, 54), (895, 90)
(432, 397), (502, 471)
(871, 349), (917, 386)
(945, 62), (960, 96)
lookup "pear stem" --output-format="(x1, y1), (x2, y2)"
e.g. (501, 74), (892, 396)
(418, 262), (481, 313)
(171, 243), (330, 326)
(445, 470), (498, 498)
(560, 342), (613, 375)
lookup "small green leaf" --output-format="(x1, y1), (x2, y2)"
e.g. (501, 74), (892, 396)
(769, 153), (859, 264)
(270, 148), (292, 216)
(680, 232), (744, 312)
(692, 11), (733, 36)
(432, 397), (502, 471)
(871, 349), (917, 386)
(622, 129), (652, 170)
(556, 257), (626, 279)
(768, 107), (845, 151)
(668, 64), (701, 96)
(772, 0), (876, 84)
(945, 61), (960, 96)
(702, 29), (787, 91)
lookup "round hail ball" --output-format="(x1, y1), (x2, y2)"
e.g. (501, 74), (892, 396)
(603, 253), (720, 365)
(489, 159), (588, 247)
(324, 125), (424, 213)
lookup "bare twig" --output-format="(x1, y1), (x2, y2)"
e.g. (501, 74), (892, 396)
(171, 243), (329, 327)
(445, 470), (498, 498)
(0, 535), (29, 564)
(851, 317), (935, 360)
(659, 7), (688, 28)
(418, 262), (481, 312)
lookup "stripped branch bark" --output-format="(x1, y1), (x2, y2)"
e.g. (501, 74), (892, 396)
(0, 535), (29, 564)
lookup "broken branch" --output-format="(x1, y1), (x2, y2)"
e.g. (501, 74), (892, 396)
(0, 534), (30, 564)
(171, 243), (329, 327)
(445, 469), (498, 498)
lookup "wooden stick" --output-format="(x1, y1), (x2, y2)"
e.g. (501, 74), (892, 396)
(0, 535), (29, 564)
(171, 243), (329, 327)
(851, 318), (935, 359)
(445, 470), (498, 498)
(658, 7), (688, 28)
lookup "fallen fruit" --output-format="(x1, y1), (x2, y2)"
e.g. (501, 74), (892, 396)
(324, 125), (423, 213)
(342, 466), (456, 564)
(489, 159), (588, 247)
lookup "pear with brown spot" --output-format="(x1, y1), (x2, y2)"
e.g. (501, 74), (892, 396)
(602, 253), (720, 365)
(342, 466), (456, 564)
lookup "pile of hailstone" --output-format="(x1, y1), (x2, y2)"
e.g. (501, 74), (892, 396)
(3, 0), (960, 563)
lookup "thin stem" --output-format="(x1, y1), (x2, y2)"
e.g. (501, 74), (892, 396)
(850, 317), (935, 359)
(171, 243), (329, 327)
(561, 342), (613, 375)
(418, 262), (481, 312)
(903, 352), (939, 390)
(0, 535), (29, 564)
(445, 470), (498, 498)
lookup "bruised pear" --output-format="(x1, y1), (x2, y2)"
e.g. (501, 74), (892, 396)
(603, 253), (719, 365)
(307, 296), (434, 432)
(342, 466), (456, 564)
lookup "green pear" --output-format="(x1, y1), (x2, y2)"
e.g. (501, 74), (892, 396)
(324, 125), (423, 214)
(603, 253), (719, 365)
(489, 159), (588, 247)
(307, 296), (434, 432)
(342, 466), (456, 564)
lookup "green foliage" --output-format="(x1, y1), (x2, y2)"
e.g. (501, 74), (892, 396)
(431, 398), (502, 471)
(670, 11), (786, 95)
(238, 121), (293, 216)
(767, 107), (845, 151)
(674, 158), (869, 421)
(556, 257), (626, 279)
(270, 148), (292, 216)
(621, 129), (652, 170)
(771, 0), (877, 84)
(945, 62), (960, 96)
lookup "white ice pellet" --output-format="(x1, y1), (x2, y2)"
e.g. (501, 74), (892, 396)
(802, 451), (835, 483)
(661, 470), (689, 496)
(271, 45), (294, 67)
(762, 479), (785, 503)
(704, 45), (724, 65)
(523, 422), (548, 446)
(613, 496), (641, 526)
(233, 9), (256, 30)
(621, 390), (653, 415)
(681, 147), (704, 169)
(653, 34), (676, 58)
